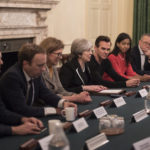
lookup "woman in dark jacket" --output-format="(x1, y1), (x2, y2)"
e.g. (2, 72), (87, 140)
(59, 38), (106, 93)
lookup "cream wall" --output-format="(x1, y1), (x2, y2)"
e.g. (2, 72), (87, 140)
(46, 0), (86, 53)
(46, 0), (134, 53)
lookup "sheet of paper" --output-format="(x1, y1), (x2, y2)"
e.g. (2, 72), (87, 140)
(99, 89), (123, 94)
(38, 135), (53, 150)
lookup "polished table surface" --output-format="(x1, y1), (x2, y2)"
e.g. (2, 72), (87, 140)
(1, 82), (150, 150)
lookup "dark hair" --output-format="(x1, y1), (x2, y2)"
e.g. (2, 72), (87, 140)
(95, 35), (111, 47)
(111, 33), (132, 66)
(18, 43), (45, 66)
(40, 37), (64, 54)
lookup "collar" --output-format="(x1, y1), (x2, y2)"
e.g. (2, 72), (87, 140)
(23, 70), (31, 82)
(138, 45), (144, 55)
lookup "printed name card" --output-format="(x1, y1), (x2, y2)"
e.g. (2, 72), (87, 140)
(133, 109), (148, 122)
(139, 89), (148, 98)
(86, 133), (109, 150)
(93, 106), (107, 119)
(113, 97), (126, 107)
(133, 137), (150, 150)
(38, 135), (53, 150)
(73, 117), (88, 133)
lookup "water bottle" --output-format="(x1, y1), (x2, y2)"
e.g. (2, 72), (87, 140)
(49, 122), (70, 150)
(145, 86), (150, 113)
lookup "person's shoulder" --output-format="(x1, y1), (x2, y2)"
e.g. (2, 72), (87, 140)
(131, 45), (139, 53)
(61, 58), (78, 71)
(108, 54), (116, 59)
(1, 63), (23, 80)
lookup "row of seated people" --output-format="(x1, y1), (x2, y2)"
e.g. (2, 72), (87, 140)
(59, 33), (150, 94)
(0, 33), (150, 137)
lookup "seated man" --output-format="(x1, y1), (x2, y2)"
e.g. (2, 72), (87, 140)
(88, 35), (139, 88)
(0, 43), (76, 117)
(131, 33), (150, 75)
(40, 37), (91, 103)
(0, 51), (43, 137)
(0, 97), (43, 137)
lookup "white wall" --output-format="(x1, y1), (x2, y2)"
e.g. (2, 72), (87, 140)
(46, 0), (134, 53)
(46, 0), (86, 53)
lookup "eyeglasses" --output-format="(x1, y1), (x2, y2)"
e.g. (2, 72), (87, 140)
(52, 52), (63, 57)
(141, 40), (150, 47)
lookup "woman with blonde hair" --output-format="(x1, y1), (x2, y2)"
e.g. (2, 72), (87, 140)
(40, 37), (91, 103)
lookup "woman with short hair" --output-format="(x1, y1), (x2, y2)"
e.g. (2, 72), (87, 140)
(59, 38), (106, 93)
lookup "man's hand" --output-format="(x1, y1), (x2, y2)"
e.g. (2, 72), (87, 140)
(63, 101), (77, 114)
(12, 122), (41, 135)
(126, 79), (140, 87)
(21, 117), (43, 129)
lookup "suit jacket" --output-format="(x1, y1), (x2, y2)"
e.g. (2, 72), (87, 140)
(42, 66), (73, 97)
(88, 55), (127, 88)
(0, 63), (61, 117)
(131, 45), (150, 75)
(59, 58), (93, 93)
(0, 124), (11, 137)
(0, 95), (22, 137)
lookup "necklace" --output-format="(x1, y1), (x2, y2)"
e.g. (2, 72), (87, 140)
(119, 54), (125, 61)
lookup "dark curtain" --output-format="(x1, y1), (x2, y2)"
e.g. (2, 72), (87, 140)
(133, 0), (150, 46)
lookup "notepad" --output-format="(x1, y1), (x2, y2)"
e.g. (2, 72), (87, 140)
(98, 89), (125, 95)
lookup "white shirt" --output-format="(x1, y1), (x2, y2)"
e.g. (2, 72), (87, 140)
(139, 45), (145, 71)
(23, 70), (66, 115)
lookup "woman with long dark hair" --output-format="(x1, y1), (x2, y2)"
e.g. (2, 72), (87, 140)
(103, 33), (150, 81)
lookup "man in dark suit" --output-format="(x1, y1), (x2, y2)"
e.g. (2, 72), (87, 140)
(88, 35), (139, 88)
(0, 43), (76, 118)
(0, 51), (44, 137)
(131, 33), (150, 75)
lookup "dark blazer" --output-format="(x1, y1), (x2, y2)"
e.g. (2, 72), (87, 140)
(0, 63), (61, 117)
(59, 58), (93, 93)
(0, 124), (11, 137)
(88, 55), (127, 88)
(0, 95), (22, 125)
(0, 95), (22, 137)
(131, 45), (150, 75)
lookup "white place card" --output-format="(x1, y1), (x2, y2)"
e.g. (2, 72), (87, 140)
(38, 135), (53, 150)
(139, 89), (148, 98)
(133, 137), (150, 150)
(86, 133), (109, 150)
(93, 106), (107, 119)
(133, 109), (148, 122)
(73, 117), (88, 133)
(113, 97), (126, 107)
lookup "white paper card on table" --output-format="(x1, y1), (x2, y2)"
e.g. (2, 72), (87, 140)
(133, 137), (150, 150)
(86, 133), (109, 150)
(93, 106), (107, 119)
(98, 89), (123, 94)
(133, 109), (148, 122)
(139, 89), (148, 98)
(38, 135), (53, 150)
(73, 117), (88, 133)
(113, 97), (126, 107)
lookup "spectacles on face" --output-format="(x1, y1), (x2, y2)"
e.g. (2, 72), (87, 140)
(141, 40), (150, 47)
(52, 52), (63, 57)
